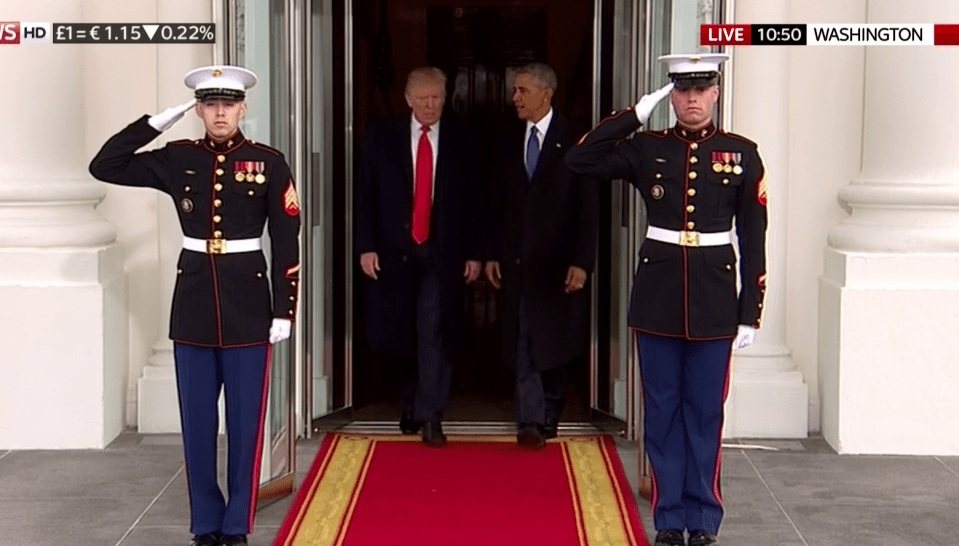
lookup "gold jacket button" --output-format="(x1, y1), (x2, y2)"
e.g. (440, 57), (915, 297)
(688, 171), (698, 180)
(723, 179), (730, 186)
(214, 199), (222, 208)
(642, 257), (649, 263)
(177, 268), (183, 274)
(214, 183), (223, 191)
(248, 190), (255, 196)
(217, 154), (226, 163)
(215, 168), (224, 176)
(184, 186), (191, 193)
(213, 215), (222, 223)
(289, 296), (295, 301)
(689, 156), (698, 164)
(688, 188), (696, 196)
(686, 205), (695, 213)
(690, 142), (699, 150)
(687, 221), (695, 229)
(725, 264), (733, 270)
(288, 310), (294, 316)
(214, 230), (223, 238)
(256, 272), (264, 278)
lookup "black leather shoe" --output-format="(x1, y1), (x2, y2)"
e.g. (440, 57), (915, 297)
(688, 531), (719, 545)
(190, 534), (220, 546)
(220, 535), (248, 545)
(517, 427), (546, 449)
(399, 413), (420, 435)
(422, 421), (447, 447)
(541, 416), (558, 440)
(654, 530), (686, 546)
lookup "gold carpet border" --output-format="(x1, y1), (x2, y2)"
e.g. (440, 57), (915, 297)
(289, 436), (375, 546)
(565, 437), (640, 546)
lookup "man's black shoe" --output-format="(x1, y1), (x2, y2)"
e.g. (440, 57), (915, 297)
(517, 427), (546, 449)
(688, 531), (719, 545)
(190, 534), (220, 546)
(220, 535), (248, 545)
(422, 421), (447, 447)
(541, 416), (559, 440)
(654, 530), (686, 546)
(399, 413), (420, 434)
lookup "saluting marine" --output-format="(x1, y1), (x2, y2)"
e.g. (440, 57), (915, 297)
(566, 54), (767, 546)
(89, 66), (300, 546)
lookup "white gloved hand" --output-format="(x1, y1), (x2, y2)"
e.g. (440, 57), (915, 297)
(269, 318), (292, 344)
(634, 82), (675, 125)
(147, 99), (197, 132)
(732, 325), (757, 351)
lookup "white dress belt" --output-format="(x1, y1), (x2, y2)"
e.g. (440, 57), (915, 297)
(183, 236), (261, 254)
(645, 226), (732, 247)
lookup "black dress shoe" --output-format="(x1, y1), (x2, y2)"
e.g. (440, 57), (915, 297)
(220, 535), (248, 545)
(541, 417), (558, 440)
(399, 413), (420, 435)
(422, 421), (447, 447)
(190, 534), (220, 546)
(517, 427), (546, 449)
(654, 530), (686, 546)
(688, 531), (719, 545)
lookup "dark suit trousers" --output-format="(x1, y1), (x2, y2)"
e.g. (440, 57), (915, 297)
(409, 243), (453, 423)
(514, 298), (569, 429)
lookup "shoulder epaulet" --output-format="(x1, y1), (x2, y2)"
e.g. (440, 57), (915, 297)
(246, 140), (283, 156)
(719, 130), (758, 147)
(638, 128), (670, 139)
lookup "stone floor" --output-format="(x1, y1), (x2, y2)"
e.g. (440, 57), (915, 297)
(1, 432), (958, 545)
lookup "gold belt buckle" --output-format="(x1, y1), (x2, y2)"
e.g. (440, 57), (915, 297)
(207, 239), (226, 254)
(679, 230), (700, 247)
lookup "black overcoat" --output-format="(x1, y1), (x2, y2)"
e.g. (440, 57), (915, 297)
(355, 114), (483, 357)
(490, 112), (599, 371)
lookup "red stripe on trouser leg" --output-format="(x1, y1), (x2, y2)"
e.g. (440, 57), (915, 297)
(247, 343), (272, 533)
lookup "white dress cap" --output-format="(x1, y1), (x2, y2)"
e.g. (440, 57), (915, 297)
(184, 65), (258, 101)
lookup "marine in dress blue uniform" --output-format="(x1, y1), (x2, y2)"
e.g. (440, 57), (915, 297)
(566, 54), (768, 546)
(89, 66), (301, 546)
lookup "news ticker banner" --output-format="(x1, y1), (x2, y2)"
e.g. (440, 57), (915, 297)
(0, 22), (215, 44)
(702, 24), (959, 46)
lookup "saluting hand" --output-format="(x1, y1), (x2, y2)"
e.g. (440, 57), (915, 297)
(464, 260), (482, 284)
(564, 266), (587, 294)
(485, 261), (502, 290)
(635, 82), (674, 125)
(360, 252), (380, 280)
(148, 98), (198, 132)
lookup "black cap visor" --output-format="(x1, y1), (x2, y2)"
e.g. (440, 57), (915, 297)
(196, 88), (246, 102)
(670, 71), (719, 89)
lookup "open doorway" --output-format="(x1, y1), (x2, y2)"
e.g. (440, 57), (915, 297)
(347, 0), (598, 425)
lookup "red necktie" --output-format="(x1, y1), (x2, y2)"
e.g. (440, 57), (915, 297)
(412, 124), (433, 244)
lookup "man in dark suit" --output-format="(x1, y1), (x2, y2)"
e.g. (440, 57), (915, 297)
(356, 67), (483, 447)
(486, 63), (599, 449)
(565, 54), (767, 546)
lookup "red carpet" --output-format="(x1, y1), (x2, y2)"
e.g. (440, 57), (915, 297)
(273, 434), (649, 546)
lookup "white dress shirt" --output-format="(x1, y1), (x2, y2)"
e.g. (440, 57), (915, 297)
(410, 116), (440, 198)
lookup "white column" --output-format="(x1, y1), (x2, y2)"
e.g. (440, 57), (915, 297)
(0, 0), (125, 448)
(137, 0), (215, 433)
(723, 0), (808, 438)
(819, 1), (959, 455)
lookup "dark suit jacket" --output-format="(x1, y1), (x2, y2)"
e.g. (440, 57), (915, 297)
(355, 114), (483, 357)
(489, 111), (599, 370)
